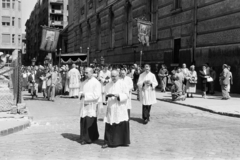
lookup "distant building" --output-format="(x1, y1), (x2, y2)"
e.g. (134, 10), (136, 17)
(24, 0), (68, 65)
(62, 0), (240, 93)
(0, 0), (22, 56)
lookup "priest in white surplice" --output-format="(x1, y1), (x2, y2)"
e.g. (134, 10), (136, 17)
(79, 67), (102, 145)
(67, 64), (81, 98)
(120, 68), (133, 118)
(137, 64), (158, 124)
(102, 70), (130, 148)
(98, 65), (111, 104)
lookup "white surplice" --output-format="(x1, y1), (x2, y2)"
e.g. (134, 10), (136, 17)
(79, 77), (102, 118)
(137, 71), (158, 105)
(104, 79), (129, 125)
(121, 76), (133, 109)
(68, 68), (81, 96)
(98, 70), (111, 101)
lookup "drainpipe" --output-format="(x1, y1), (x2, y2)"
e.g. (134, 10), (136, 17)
(193, 0), (197, 65)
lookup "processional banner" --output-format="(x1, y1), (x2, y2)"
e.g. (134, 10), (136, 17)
(136, 19), (153, 46)
(40, 26), (60, 52)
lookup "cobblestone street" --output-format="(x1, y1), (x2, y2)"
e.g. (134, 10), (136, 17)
(1, 93), (240, 160)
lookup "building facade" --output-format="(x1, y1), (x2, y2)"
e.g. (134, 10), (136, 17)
(0, 0), (22, 55)
(24, 0), (68, 65)
(63, 0), (240, 93)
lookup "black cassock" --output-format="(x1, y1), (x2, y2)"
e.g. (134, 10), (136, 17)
(80, 117), (99, 143)
(104, 121), (130, 147)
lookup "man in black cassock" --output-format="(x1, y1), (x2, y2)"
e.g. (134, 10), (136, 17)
(79, 68), (102, 145)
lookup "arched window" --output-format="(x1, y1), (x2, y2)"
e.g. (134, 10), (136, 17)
(96, 14), (101, 50)
(109, 7), (115, 48)
(125, 1), (132, 45)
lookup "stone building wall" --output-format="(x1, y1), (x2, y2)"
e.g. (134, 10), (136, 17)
(65, 0), (240, 93)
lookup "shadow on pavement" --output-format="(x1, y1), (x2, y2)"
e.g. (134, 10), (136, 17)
(61, 133), (104, 146)
(130, 117), (144, 124)
(61, 133), (81, 143)
(24, 97), (49, 101)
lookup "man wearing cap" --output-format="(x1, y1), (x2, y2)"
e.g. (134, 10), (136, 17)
(67, 64), (81, 98)
(219, 64), (231, 100)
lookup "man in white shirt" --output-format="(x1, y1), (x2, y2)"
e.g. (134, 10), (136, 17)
(79, 67), (102, 145)
(102, 70), (130, 149)
(137, 64), (158, 124)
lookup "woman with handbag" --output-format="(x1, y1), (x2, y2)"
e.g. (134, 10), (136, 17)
(186, 65), (197, 98)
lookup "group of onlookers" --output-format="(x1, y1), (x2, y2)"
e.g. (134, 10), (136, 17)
(156, 63), (233, 101)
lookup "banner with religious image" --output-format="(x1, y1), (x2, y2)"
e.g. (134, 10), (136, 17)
(40, 26), (60, 52)
(136, 19), (153, 46)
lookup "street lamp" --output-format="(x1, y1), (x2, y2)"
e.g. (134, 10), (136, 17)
(87, 47), (90, 66)
(80, 46), (82, 53)
(59, 48), (61, 67)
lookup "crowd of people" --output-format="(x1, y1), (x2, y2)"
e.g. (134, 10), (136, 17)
(20, 62), (233, 149)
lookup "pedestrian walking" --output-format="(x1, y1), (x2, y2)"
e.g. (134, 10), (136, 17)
(219, 64), (231, 100)
(199, 64), (209, 99)
(79, 67), (101, 145)
(209, 67), (216, 95)
(227, 65), (233, 95)
(137, 64), (158, 124)
(186, 65), (197, 98)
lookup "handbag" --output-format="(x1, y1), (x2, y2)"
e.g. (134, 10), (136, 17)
(207, 77), (213, 82)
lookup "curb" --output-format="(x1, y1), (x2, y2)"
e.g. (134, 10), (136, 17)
(0, 120), (31, 137)
(132, 92), (240, 118)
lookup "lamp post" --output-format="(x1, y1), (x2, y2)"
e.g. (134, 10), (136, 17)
(80, 46), (82, 53)
(59, 48), (61, 67)
(87, 47), (90, 66)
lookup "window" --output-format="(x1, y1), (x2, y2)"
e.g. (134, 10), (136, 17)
(148, 0), (157, 41)
(18, 35), (21, 45)
(12, 34), (15, 43)
(87, 20), (91, 48)
(125, 1), (132, 45)
(2, 16), (10, 26)
(96, 15), (101, 50)
(18, 1), (21, 11)
(18, 18), (21, 28)
(12, 17), (15, 26)
(109, 9), (115, 48)
(2, 0), (10, 9)
(173, 38), (181, 63)
(12, 0), (15, 9)
(174, 0), (181, 9)
(2, 34), (11, 43)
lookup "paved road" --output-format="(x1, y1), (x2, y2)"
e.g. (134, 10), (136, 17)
(1, 92), (240, 160)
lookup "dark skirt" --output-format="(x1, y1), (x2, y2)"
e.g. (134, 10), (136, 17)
(80, 117), (99, 143)
(201, 82), (207, 92)
(104, 121), (130, 147)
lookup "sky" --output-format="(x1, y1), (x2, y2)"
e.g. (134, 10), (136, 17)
(21, 0), (38, 33)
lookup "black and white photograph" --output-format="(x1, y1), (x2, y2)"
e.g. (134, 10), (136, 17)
(0, 0), (240, 160)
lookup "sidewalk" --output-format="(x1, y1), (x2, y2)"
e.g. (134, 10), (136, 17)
(153, 89), (240, 117)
